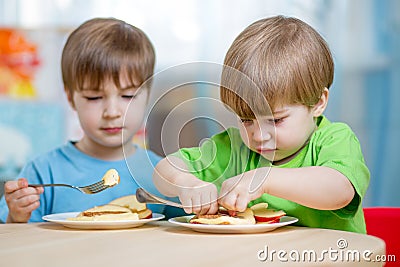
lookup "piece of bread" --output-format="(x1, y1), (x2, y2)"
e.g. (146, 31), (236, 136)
(189, 204), (286, 225)
(108, 194), (153, 219)
(108, 195), (147, 212)
(68, 204), (139, 221)
(68, 194), (153, 221)
(190, 208), (256, 225)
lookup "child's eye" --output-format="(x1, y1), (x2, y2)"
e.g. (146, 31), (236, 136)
(269, 118), (283, 124)
(85, 96), (102, 101)
(240, 118), (253, 125)
(122, 95), (136, 99)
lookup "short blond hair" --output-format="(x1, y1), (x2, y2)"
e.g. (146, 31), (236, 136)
(62, 18), (155, 95)
(220, 15), (334, 117)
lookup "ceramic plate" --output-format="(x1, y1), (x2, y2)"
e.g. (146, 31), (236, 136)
(168, 215), (298, 234)
(43, 212), (164, 230)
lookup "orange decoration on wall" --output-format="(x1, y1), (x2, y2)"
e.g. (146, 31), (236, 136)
(0, 28), (40, 98)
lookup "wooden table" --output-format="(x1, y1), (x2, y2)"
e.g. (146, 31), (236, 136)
(0, 221), (386, 267)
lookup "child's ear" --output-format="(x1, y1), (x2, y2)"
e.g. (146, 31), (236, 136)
(312, 88), (329, 117)
(64, 87), (76, 110)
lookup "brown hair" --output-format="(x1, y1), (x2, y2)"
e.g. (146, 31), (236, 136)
(62, 17), (155, 96)
(220, 15), (334, 118)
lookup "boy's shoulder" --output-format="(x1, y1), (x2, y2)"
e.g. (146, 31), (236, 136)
(28, 142), (73, 163)
(317, 116), (354, 133)
(29, 142), (162, 164)
(16, 142), (76, 178)
(314, 116), (359, 144)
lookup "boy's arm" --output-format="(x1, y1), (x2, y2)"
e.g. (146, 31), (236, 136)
(153, 156), (219, 214)
(219, 166), (354, 211)
(264, 166), (355, 209)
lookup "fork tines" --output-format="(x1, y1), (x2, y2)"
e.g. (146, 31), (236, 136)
(83, 180), (109, 194)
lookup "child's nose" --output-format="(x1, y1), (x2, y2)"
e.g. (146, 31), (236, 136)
(252, 125), (272, 142)
(103, 100), (121, 118)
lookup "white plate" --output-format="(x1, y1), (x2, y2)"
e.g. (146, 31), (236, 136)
(168, 215), (298, 234)
(42, 212), (165, 230)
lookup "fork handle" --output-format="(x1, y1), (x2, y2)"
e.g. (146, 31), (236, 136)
(136, 188), (183, 208)
(29, 184), (73, 188)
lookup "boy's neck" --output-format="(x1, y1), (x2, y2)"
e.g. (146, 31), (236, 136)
(74, 139), (136, 161)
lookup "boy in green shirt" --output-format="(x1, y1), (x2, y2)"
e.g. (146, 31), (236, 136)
(153, 16), (370, 233)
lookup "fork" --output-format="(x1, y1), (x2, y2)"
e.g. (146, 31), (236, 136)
(29, 180), (110, 194)
(136, 188), (183, 208)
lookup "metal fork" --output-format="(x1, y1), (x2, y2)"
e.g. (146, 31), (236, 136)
(29, 180), (110, 194)
(136, 188), (183, 208)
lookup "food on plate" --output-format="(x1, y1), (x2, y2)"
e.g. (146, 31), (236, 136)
(109, 195), (152, 219)
(67, 204), (139, 221)
(250, 202), (269, 211)
(251, 203), (286, 223)
(253, 209), (286, 223)
(109, 195), (146, 212)
(68, 194), (152, 221)
(102, 169), (120, 186)
(190, 208), (255, 225)
(189, 203), (286, 225)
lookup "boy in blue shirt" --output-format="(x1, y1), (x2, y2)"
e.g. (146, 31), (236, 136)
(0, 18), (176, 223)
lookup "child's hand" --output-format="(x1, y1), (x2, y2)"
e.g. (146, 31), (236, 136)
(218, 170), (266, 212)
(4, 178), (44, 223)
(177, 179), (219, 215)
(153, 156), (219, 215)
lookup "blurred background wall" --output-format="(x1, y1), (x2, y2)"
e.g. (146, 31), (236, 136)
(0, 0), (399, 206)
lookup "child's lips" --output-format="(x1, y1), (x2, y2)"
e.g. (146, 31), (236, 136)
(256, 148), (276, 154)
(102, 127), (123, 134)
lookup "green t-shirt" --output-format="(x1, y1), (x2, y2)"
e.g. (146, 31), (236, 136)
(173, 116), (370, 233)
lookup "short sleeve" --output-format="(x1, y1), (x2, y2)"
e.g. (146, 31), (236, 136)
(171, 130), (232, 186)
(313, 123), (370, 217)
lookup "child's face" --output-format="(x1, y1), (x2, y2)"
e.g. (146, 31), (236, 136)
(70, 77), (148, 152)
(238, 104), (317, 164)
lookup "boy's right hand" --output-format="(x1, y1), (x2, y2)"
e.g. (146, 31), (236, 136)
(153, 156), (219, 215)
(177, 179), (219, 215)
(4, 178), (44, 223)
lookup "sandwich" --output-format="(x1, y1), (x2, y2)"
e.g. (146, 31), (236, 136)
(190, 208), (256, 225)
(108, 195), (152, 219)
(68, 204), (139, 221)
(68, 194), (152, 221)
(189, 202), (286, 225)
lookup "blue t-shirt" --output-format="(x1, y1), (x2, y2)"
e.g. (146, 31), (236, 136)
(0, 141), (184, 222)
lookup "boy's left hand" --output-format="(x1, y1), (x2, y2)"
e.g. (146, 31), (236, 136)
(218, 170), (266, 212)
